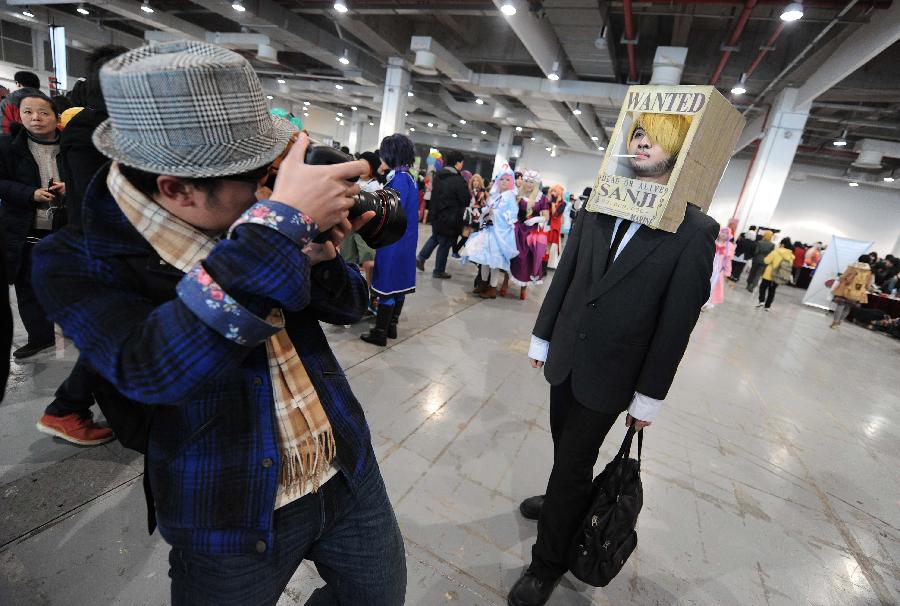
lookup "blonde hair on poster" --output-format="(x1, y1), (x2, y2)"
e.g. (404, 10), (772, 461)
(628, 113), (693, 158)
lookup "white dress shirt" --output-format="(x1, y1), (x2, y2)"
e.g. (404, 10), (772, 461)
(528, 217), (663, 422)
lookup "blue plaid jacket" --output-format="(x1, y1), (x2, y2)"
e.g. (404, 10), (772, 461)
(32, 167), (374, 555)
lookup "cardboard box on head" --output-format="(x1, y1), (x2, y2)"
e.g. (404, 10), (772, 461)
(585, 85), (745, 233)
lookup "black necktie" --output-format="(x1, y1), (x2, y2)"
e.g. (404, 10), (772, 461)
(605, 219), (632, 273)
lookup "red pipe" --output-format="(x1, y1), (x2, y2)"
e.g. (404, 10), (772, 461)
(744, 21), (785, 78)
(710, 0), (758, 85)
(622, 0), (639, 82)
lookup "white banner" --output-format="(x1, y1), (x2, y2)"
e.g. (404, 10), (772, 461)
(802, 235), (873, 310)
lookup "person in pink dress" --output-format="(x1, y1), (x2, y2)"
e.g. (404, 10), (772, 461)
(705, 227), (735, 309)
(509, 169), (550, 300)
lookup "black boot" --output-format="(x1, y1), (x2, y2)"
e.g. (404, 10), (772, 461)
(518, 495), (544, 521)
(361, 304), (392, 346)
(387, 298), (404, 340)
(507, 568), (560, 606)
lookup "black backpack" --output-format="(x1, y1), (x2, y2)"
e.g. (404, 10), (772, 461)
(568, 426), (643, 587)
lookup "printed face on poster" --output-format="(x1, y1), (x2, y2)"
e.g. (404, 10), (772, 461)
(586, 85), (744, 233)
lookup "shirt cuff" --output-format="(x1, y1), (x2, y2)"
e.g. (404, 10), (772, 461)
(627, 392), (663, 422)
(227, 200), (318, 247)
(528, 335), (549, 362)
(176, 263), (285, 346)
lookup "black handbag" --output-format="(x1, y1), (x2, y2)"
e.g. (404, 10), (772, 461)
(568, 426), (643, 587)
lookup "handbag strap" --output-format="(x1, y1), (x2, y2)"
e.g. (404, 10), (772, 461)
(615, 425), (644, 463)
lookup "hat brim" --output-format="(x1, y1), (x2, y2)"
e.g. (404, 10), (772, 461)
(92, 115), (297, 178)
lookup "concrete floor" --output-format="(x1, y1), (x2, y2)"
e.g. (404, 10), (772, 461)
(1, 225), (899, 606)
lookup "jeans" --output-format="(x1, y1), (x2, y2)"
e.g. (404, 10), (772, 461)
(531, 376), (619, 581)
(14, 240), (54, 345)
(759, 279), (778, 308)
(417, 232), (454, 275)
(169, 459), (406, 606)
(44, 357), (96, 418)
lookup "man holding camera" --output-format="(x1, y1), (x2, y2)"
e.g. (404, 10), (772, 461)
(33, 42), (405, 606)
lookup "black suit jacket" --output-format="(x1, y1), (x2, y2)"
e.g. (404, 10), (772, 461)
(533, 206), (718, 413)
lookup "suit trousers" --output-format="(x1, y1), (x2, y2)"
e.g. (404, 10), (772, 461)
(531, 376), (620, 581)
(746, 261), (765, 292)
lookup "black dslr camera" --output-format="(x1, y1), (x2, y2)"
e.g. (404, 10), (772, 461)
(263, 137), (406, 249)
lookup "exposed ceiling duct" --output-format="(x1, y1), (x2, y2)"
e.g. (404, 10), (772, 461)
(852, 138), (900, 169)
(145, 31), (280, 64)
(649, 46), (689, 86)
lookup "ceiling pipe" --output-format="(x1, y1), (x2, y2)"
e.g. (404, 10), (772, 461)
(743, 21), (785, 79)
(744, 0), (861, 114)
(622, 0), (639, 83)
(614, 0), (888, 5)
(709, 0), (758, 86)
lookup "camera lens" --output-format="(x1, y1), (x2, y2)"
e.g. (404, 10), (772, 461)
(351, 188), (407, 249)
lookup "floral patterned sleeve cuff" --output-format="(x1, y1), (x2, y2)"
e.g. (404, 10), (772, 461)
(227, 200), (319, 247)
(176, 264), (285, 346)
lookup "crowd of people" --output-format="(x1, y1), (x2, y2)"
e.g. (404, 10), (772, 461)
(0, 38), (897, 606)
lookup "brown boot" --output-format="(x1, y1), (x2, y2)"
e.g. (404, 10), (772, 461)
(472, 283), (488, 294)
(498, 273), (509, 297)
(519, 286), (527, 300)
(479, 287), (497, 299)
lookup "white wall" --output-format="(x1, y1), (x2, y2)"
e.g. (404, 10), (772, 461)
(518, 142), (603, 195)
(709, 157), (900, 254)
(277, 103), (382, 152)
(517, 142), (899, 255)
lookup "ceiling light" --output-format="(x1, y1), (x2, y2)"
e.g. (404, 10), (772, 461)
(303, 101), (310, 106)
(340, 119), (345, 125)
(515, 126), (523, 132)
(459, 119), (467, 124)
(731, 73), (748, 95)
(407, 91), (414, 97)
(350, 105), (357, 111)
(545, 147), (552, 152)
(369, 121), (375, 126)
(598, 146), (605, 151)
(480, 130), (487, 135)
(404, 112), (409, 117)
(338, 50), (350, 66)
(304, 112), (309, 117)
(231, 0), (246, 12)
(334, 0), (349, 13)
(833, 129), (848, 147)
(265, 95), (274, 100)
(335, 84), (344, 90)
(475, 98), (484, 105)
(451, 133), (458, 138)
(409, 127), (416, 132)
(530, 137), (536, 141)
(335, 117), (341, 122)
(276, 78), (286, 84)
(336, 112), (344, 117)
(500, 0), (516, 16)
(848, 182), (859, 187)
(547, 61), (560, 81)
(572, 103), (582, 116)
(22, 8), (35, 17)
(140, 1), (153, 13)
(76, 4), (90, 15)
(427, 122), (434, 127)
(780, 2), (803, 21)
(591, 136), (599, 141)
(883, 176), (895, 183)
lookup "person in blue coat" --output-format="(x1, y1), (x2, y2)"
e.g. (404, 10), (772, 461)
(362, 134), (419, 346)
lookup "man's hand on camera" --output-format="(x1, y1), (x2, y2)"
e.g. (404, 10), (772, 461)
(326, 211), (377, 250)
(302, 241), (337, 266)
(269, 133), (368, 231)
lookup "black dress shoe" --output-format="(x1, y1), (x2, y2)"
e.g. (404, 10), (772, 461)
(518, 495), (544, 521)
(507, 569), (560, 606)
(416, 258), (425, 271)
(13, 340), (54, 359)
(433, 272), (452, 279)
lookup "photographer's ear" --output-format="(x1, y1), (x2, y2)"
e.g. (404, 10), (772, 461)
(156, 176), (196, 207)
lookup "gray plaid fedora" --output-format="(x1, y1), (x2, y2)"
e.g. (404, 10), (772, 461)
(93, 41), (296, 178)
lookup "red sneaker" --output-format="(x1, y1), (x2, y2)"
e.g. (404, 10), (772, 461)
(36, 413), (115, 446)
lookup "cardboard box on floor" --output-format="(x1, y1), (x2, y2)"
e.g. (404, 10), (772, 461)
(585, 85), (745, 233)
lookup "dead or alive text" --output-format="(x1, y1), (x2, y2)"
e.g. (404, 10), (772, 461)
(626, 91), (706, 114)
(598, 182), (664, 209)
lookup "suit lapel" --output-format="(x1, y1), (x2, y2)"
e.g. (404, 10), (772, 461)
(589, 213), (616, 288)
(588, 222), (670, 301)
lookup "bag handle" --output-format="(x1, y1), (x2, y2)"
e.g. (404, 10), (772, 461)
(616, 425), (644, 464)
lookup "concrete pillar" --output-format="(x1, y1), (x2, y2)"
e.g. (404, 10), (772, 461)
(735, 88), (810, 230)
(378, 57), (409, 142)
(347, 110), (365, 154)
(493, 126), (514, 178)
